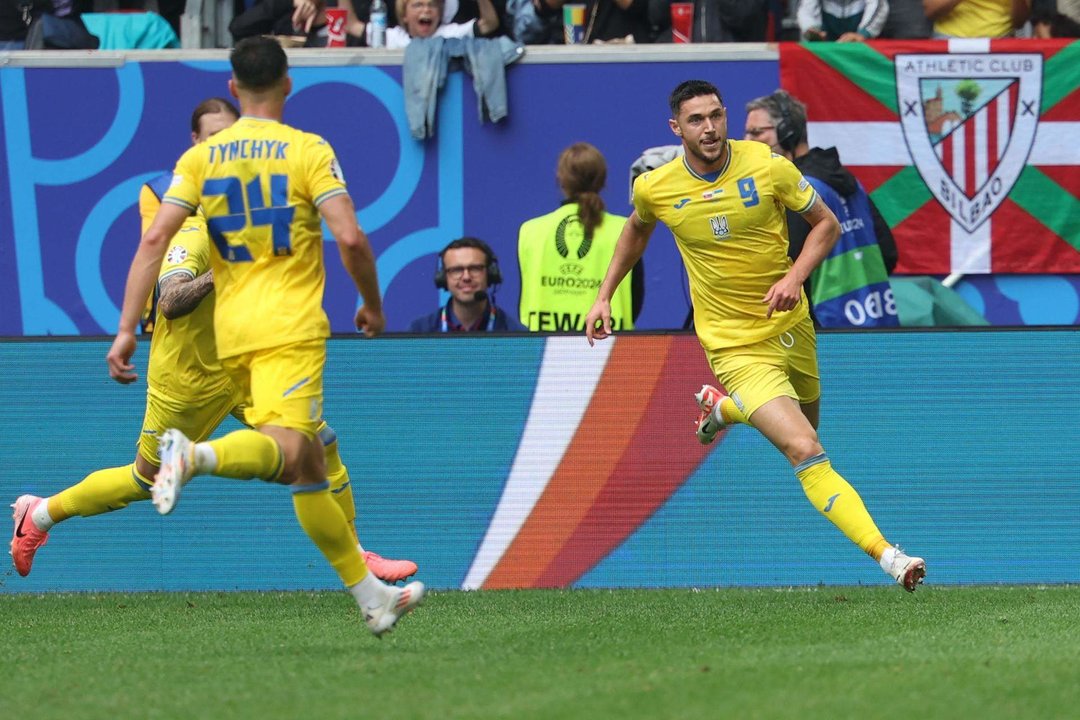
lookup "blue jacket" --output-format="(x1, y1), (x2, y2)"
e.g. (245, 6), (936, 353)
(788, 147), (899, 329)
(403, 34), (524, 140)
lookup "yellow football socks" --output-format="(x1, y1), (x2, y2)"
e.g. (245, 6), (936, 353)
(207, 429), (284, 482)
(291, 484), (367, 587)
(328, 467), (358, 544)
(48, 463), (152, 521)
(319, 422), (359, 544)
(719, 396), (750, 426)
(795, 453), (890, 561)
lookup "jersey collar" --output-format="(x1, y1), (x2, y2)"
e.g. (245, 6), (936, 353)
(681, 140), (732, 184)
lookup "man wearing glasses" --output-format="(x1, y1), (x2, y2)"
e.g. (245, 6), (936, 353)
(409, 237), (525, 332)
(744, 89), (899, 329)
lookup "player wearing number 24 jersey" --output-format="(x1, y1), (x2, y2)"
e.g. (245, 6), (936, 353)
(164, 118), (346, 359)
(11, 98), (415, 586)
(108, 38), (423, 636)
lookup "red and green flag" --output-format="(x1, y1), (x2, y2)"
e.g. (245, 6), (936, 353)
(780, 39), (1080, 275)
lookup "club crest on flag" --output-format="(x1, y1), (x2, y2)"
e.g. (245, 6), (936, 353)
(896, 53), (1042, 233)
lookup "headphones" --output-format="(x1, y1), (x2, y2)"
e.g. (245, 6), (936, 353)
(434, 237), (503, 289)
(773, 92), (800, 153)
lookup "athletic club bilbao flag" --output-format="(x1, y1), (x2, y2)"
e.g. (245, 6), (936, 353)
(780, 40), (1080, 275)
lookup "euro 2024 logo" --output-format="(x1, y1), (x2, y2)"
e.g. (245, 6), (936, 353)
(896, 53), (1042, 232)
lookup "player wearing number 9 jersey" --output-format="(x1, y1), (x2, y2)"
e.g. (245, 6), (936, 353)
(633, 136), (815, 350)
(107, 37), (424, 637)
(584, 80), (926, 592)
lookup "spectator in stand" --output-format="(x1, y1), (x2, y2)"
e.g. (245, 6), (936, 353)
(0, 0), (33, 48)
(384, 0), (499, 46)
(880, 0), (932, 37)
(449, 0), (509, 31)
(543, 0), (656, 43)
(798, 0), (891, 41)
(923, 0), (1031, 37)
(1032, 0), (1080, 36)
(409, 238), (525, 332)
(690, 0), (770, 42)
(518, 142), (642, 332)
(339, 0), (503, 45)
(744, 90), (899, 328)
(645, 0), (672, 41)
(2, 0), (96, 49)
(71, 0), (185, 39)
(230, 0), (331, 46)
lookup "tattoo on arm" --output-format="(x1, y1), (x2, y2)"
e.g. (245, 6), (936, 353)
(158, 271), (214, 320)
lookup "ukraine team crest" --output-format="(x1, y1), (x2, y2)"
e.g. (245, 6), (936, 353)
(896, 53), (1042, 233)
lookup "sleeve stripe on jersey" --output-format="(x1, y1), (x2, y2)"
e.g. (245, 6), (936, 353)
(162, 197), (197, 212)
(156, 268), (196, 292)
(314, 188), (349, 207)
(795, 188), (818, 215)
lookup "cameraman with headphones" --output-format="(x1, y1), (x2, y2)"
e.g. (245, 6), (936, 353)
(408, 237), (525, 333)
(744, 90), (899, 329)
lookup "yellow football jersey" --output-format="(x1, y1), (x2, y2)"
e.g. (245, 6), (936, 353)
(143, 218), (231, 401)
(634, 139), (817, 350)
(163, 117), (349, 358)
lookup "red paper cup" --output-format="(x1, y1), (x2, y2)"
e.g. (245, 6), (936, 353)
(326, 7), (347, 48)
(671, 2), (693, 44)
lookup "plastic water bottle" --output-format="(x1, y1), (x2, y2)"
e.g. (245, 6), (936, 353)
(369, 0), (388, 48)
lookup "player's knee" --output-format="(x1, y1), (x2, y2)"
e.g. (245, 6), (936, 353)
(277, 436), (325, 485)
(274, 442), (306, 484)
(785, 432), (824, 466)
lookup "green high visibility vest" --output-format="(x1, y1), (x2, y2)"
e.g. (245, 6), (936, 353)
(517, 203), (634, 332)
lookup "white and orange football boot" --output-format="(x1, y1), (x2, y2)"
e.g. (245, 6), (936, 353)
(694, 384), (728, 445)
(364, 581), (426, 637)
(880, 546), (927, 592)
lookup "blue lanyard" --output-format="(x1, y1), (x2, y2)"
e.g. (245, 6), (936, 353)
(440, 302), (496, 332)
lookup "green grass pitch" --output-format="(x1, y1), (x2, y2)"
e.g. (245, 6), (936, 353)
(2, 586), (1079, 719)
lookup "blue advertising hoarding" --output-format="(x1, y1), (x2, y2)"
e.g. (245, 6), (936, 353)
(1, 330), (1076, 592)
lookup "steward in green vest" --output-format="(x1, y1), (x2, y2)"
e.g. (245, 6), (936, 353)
(518, 143), (639, 332)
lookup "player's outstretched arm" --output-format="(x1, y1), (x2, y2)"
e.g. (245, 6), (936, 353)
(586, 211), (655, 346)
(320, 194), (385, 337)
(107, 203), (190, 383)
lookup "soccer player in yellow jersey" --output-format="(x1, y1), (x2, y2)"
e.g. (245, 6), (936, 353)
(105, 37), (424, 636)
(10, 97), (417, 586)
(585, 80), (926, 592)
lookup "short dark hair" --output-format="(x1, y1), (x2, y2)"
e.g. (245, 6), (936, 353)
(441, 237), (495, 265)
(230, 37), (288, 92)
(190, 97), (239, 135)
(669, 80), (724, 117)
